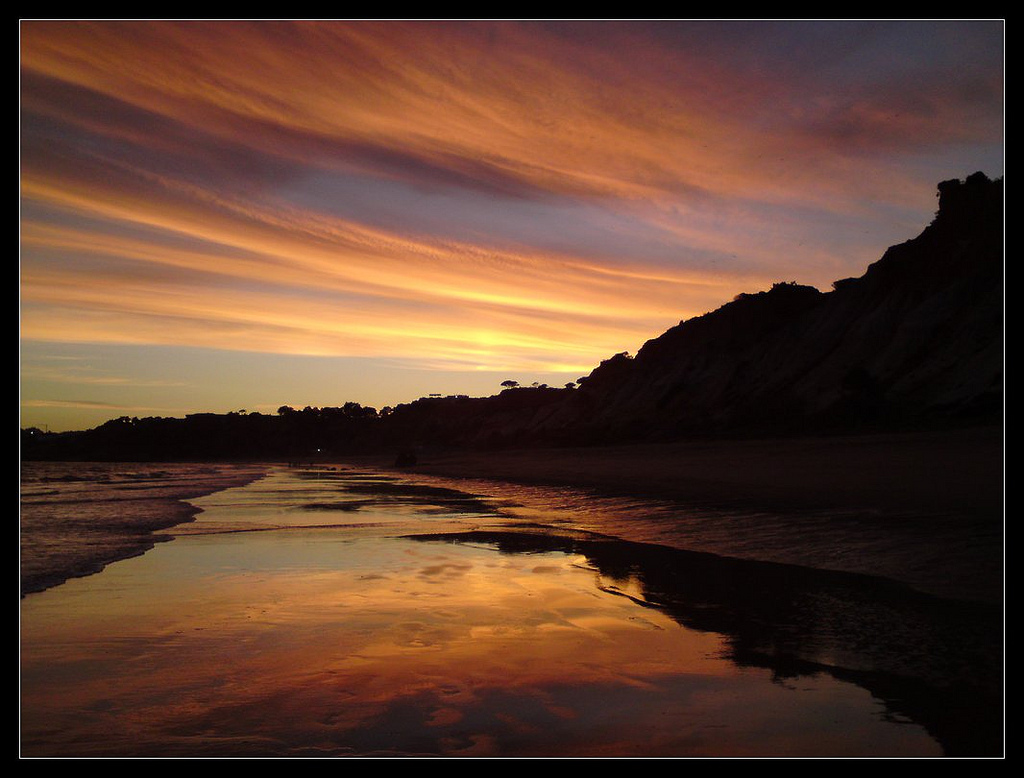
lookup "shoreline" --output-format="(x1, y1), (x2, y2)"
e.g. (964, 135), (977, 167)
(19, 462), (270, 597)
(389, 426), (1004, 520)
(20, 426), (1004, 602)
(344, 426), (1004, 604)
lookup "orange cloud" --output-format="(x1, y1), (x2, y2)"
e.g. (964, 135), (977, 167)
(20, 20), (1003, 393)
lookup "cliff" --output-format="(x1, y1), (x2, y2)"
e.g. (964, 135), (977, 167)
(519, 172), (1003, 443)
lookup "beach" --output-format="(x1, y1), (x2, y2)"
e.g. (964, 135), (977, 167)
(369, 426), (1005, 604)
(19, 428), (1004, 757)
(407, 427), (1004, 520)
(19, 462), (269, 596)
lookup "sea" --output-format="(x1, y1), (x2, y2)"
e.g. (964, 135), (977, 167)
(19, 461), (1003, 757)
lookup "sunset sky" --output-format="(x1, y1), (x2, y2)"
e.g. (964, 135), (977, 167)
(20, 20), (1004, 432)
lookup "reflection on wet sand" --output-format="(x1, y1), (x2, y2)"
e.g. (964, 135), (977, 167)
(20, 466), (999, 757)
(410, 530), (1002, 756)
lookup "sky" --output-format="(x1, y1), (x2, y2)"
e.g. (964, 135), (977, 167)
(20, 20), (1004, 432)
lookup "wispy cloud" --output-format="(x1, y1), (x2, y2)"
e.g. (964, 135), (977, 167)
(20, 363), (189, 388)
(19, 20), (1003, 411)
(21, 398), (175, 412)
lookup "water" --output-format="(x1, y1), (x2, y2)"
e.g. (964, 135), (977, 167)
(19, 463), (1002, 757)
(20, 462), (268, 595)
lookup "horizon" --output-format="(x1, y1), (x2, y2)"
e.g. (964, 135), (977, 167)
(20, 20), (1004, 432)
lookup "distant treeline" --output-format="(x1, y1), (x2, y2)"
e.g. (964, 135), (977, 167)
(20, 385), (577, 462)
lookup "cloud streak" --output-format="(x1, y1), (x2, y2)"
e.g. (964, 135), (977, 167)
(20, 20), (1003, 427)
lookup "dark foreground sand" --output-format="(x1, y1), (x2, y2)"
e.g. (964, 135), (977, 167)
(348, 426), (1004, 604)
(404, 426), (1003, 521)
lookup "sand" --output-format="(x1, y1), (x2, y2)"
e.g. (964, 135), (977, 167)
(19, 427), (1005, 756)
(21, 463), (1002, 756)
(339, 425), (1004, 605)
(402, 426), (1003, 519)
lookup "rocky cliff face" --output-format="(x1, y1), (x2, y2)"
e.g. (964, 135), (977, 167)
(524, 172), (1003, 442)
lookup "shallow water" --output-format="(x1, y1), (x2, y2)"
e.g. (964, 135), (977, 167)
(20, 464), (1002, 757)
(19, 461), (267, 595)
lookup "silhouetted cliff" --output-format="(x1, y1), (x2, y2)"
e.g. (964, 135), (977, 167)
(518, 171), (1003, 443)
(21, 173), (1002, 461)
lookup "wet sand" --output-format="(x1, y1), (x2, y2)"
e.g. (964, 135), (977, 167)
(380, 427), (1004, 604)
(404, 427), (1003, 519)
(20, 429), (1004, 756)
(21, 465), (1002, 757)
